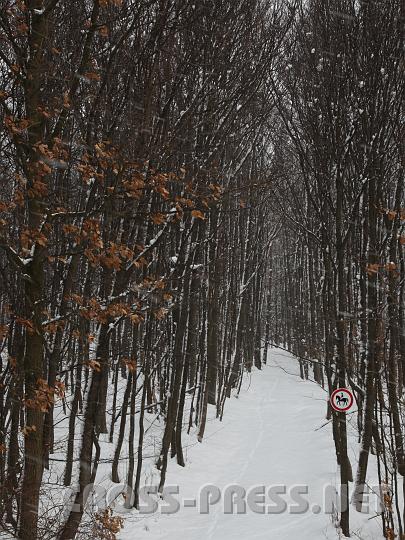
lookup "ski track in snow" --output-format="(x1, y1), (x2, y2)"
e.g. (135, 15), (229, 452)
(205, 379), (278, 540)
(118, 349), (384, 540)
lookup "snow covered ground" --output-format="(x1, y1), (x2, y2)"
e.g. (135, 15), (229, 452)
(115, 348), (384, 540)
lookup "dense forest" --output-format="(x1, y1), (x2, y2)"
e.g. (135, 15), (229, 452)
(0, 0), (404, 538)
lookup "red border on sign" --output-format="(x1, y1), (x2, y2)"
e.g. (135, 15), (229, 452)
(330, 387), (354, 412)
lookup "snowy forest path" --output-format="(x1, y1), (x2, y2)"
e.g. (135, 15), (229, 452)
(121, 349), (366, 540)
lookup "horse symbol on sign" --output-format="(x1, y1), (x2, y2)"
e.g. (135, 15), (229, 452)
(336, 393), (348, 407)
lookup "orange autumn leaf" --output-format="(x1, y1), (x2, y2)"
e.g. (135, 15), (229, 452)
(84, 71), (101, 81)
(366, 263), (379, 276)
(15, 317), (35, 334)
(98, 25), (109, 37)
(191, 209), (205, 220)
(87, 360), (101, 372)
(154, 307), (168, 320)
(151, 213), (166, 225)
(385, 262), (397, 272)
(0, 324), (9, 340)
(22, 425), (37, 436)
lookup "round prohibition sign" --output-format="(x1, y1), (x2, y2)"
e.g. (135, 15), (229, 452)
(330, 387), (354, 412)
